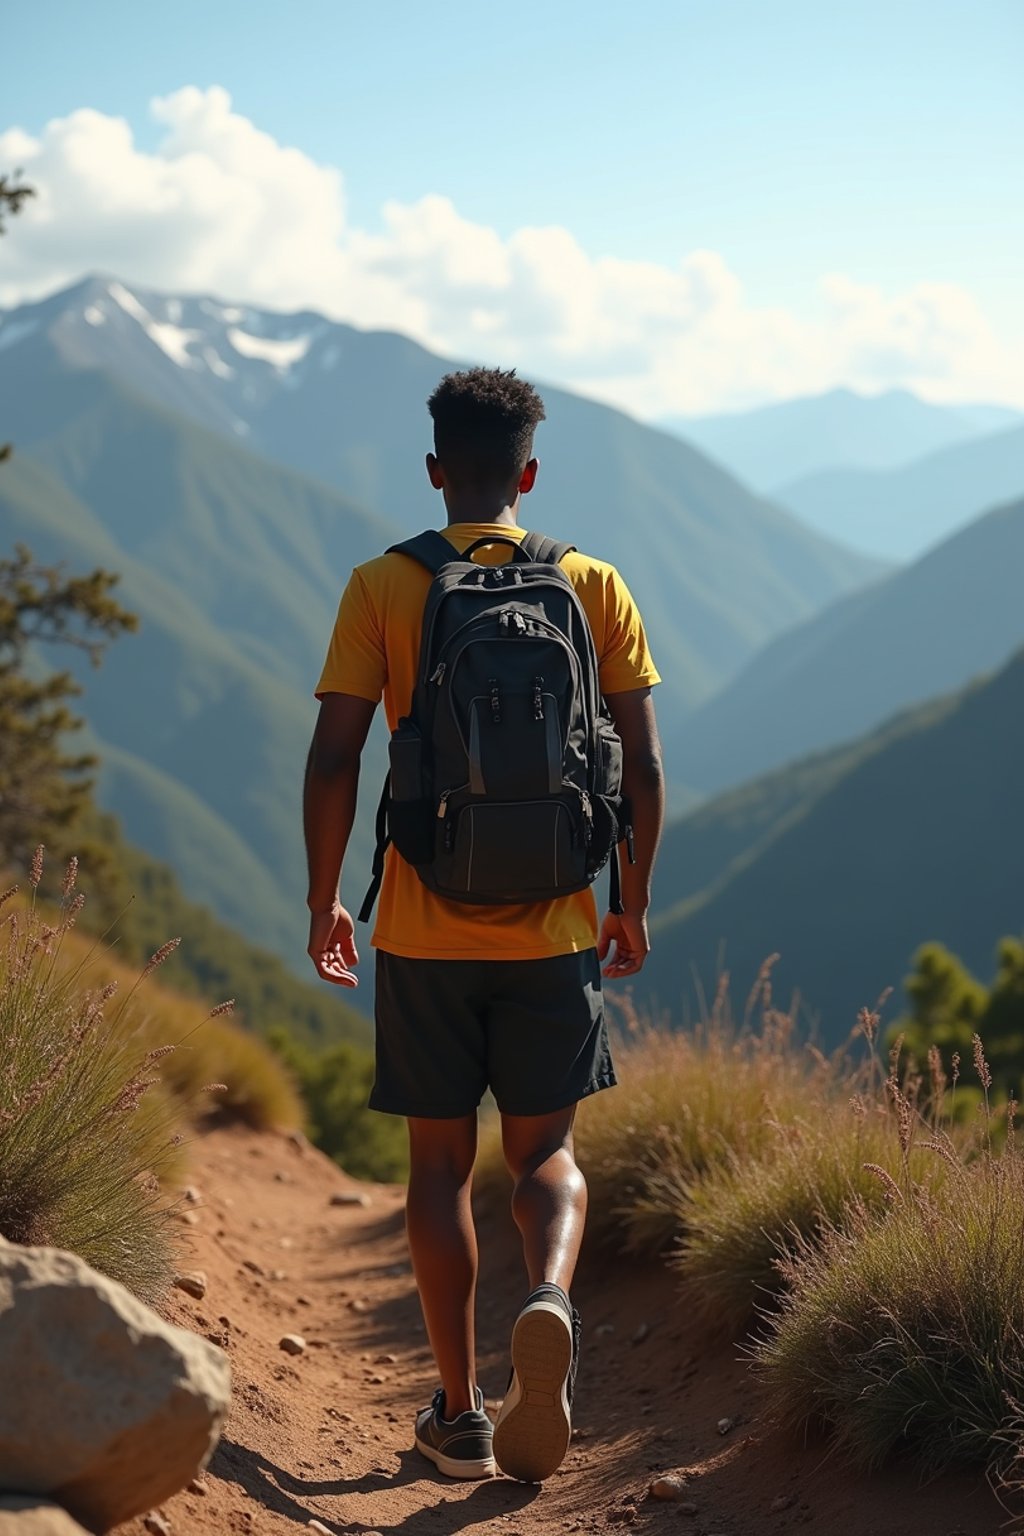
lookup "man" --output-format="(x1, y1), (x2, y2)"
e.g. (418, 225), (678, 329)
(305, 367), (664, 1482)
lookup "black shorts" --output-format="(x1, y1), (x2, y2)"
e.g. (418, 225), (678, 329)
(370, 949), (616, 1119)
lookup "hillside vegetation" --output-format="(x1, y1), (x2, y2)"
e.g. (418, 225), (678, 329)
(643, 644), (1024, 1042)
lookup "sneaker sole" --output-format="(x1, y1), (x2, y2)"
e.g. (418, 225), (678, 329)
(414, 1434), (497, 1480)
(493, 1299), (573, 1482)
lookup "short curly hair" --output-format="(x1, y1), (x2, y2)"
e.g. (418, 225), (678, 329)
(427, 367), (546, 484)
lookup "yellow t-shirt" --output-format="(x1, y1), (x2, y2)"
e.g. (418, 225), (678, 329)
(316, 523), (660, 960)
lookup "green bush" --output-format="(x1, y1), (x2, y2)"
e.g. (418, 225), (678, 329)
(270, 1030), (407, 1182)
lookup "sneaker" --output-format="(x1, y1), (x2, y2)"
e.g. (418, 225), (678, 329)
(414, 1386), (497, 1479)
(493, 1283), (581, 1482)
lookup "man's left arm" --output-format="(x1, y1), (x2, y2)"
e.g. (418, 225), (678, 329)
(304, 692), (377, 986)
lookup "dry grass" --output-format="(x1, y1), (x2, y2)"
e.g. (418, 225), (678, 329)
(0, 852), (304, 1300)
(0, 857), (182, 1298)
(476, 964), (845, 1254)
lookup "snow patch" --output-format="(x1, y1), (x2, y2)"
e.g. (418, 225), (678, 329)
(204, 347), (235, 379)
(148, 321), (202, 368)
(107, 281), (199, 367)
(227, 327), (312, 369)
(0, 319), (37, 352)
(107, 280), (150, 325)
(84, 305), (106, 326)
(200, 299), (246, 324)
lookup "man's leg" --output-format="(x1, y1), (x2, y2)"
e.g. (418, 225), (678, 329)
(501, 1107), (587, 1293)
(406, 1113), (479, 1420)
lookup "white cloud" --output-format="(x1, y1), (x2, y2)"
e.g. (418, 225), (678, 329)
(1, 87), (1021, 415)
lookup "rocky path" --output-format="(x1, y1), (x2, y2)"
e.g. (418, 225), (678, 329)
(128, 1125), (1001, 1536)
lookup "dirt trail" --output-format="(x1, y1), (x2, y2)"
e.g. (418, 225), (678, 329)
(128, 1125), (1003, 1536)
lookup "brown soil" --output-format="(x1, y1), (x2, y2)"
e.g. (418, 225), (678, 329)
(125, 1125), (1006, 1536)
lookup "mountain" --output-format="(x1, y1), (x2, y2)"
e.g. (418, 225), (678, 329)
(640, 647), (1024, 1042)
(0, 277), (882, 722)
(775, 423), (1024, 561)
(664, 387), (1021, 499)
(0, 276), (885, 972)
(668, 497), (1024, 795)
(0, 403), (389, 965)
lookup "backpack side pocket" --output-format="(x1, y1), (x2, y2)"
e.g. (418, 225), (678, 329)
(388, 720), (434, 866)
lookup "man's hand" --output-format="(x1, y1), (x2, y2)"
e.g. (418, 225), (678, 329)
(597, 909), (650, 979)
(308, 900), (359, 987)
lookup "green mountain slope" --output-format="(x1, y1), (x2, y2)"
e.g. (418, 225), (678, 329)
(641, 651), (1024, 1043)
(776, 422), (1024, 561)
(671, 497), (1024, 794)
(0, 445), (383, 966)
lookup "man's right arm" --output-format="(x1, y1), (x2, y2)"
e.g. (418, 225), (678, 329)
(599, 686), (665, 978)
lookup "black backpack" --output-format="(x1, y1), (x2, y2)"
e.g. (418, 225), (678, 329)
(358, 528), (633, 921)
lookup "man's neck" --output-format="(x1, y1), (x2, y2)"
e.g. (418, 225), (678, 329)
(444, 498), (519, 528)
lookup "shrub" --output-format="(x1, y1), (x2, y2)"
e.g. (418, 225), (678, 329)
(0, 856), (182, 1299)
(269, 1031), (408, 1182)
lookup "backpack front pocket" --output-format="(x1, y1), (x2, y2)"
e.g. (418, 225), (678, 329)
(436, 799), (588, 903)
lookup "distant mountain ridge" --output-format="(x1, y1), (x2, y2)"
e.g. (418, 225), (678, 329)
(664, 386), (1021, 495)
(0, 275), (881, 972)
(0, 276), (882, 720)
(775, 423), (1024, 561)
(640, 645), (1024, 1042)
(669, 496), (1024, 795)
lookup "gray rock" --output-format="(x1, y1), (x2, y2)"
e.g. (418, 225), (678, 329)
(329, 1191), (371, 1208)
(142, 1514), (172, 1536)
(0, 1498), (90, 1534)
(279, 1334), (307, 1356)
(0, 1239), (230, 1533)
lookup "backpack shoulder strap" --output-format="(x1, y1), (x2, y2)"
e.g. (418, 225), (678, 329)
(519, 531), (577, 565)
(386, 529), (459, 576)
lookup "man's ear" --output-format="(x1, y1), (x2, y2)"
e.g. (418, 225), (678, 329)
(426, 452), (445, 490)
(519, 458), (539, 495)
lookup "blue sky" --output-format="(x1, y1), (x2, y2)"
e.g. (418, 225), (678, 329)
(2, 0), (1022, 414)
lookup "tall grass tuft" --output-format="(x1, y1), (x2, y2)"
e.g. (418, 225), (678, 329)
(755, 1041), (1024, 1494)
(672, 1102), (948, 1334)
(0, 853), (182, 1299)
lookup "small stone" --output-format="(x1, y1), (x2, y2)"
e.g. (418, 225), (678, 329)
(273, 1170), (289, 1183)
(595, 1323), (615, 1337)
(770, 1494), (796, 1513)
(374, 1353), (398, 1364)
(242, 1260), (264, 1276)
(143, 1515), (171, 1536)
(279, 1334), (306, 1356)
(184, 1186), (202, 1205)
(187, 1479), (207, 1496)
(631, 1322), (650, 1345)
(173, 1271), (207, 1300)
(649, 1476), (688, 1502)
(330, 1191), (372, 1207)
(308, 1523), (332, 1535)
(367, 1373), (387, 1384)
(269, 1269), (288, 1282)
(179, 1210), (200, 1227)
(347, 1297), (368, 1313)
(717, 1416), (736, 1435)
